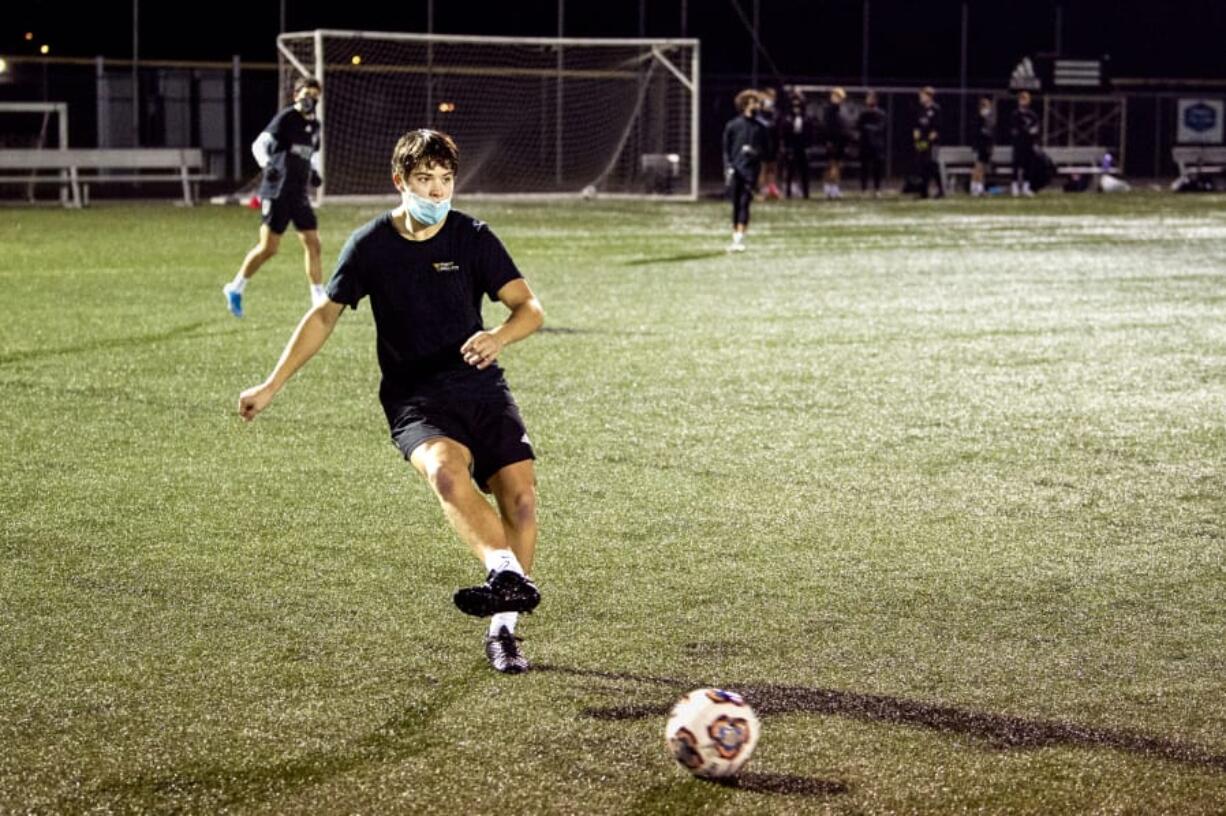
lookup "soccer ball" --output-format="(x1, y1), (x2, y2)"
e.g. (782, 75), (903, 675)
(664, 688), (760, 779)
(581, 184), (598, 199)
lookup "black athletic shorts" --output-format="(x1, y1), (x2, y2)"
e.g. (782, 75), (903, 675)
(261, 193), (317, 234)
(385, 386), (535, 491)
(974, 140), (994, 164)
(826, 139), (846, 161)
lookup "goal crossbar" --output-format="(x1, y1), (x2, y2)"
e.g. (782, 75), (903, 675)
(276, 30), (699, 201)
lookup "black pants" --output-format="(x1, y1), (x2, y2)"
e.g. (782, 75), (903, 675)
(1013, 143), (1035, 182)
(783, 145), (809, 198)
(860, 149), (884, 191)
(917, 151), (944, 198)
(730, 172), (756, 226)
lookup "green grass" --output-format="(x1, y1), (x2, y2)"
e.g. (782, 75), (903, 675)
(2, 191), (1225, 814)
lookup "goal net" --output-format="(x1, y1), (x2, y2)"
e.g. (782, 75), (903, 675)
(276, 30), (699, 201)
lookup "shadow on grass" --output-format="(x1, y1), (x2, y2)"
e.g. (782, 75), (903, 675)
(537, 664), (1226, 774)
(623, 250), (728, 266)
(715, 772), (849, 796)
(538, 326), (592, 335)
(0, 319), (217, 365)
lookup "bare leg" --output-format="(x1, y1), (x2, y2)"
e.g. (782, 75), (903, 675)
(297, 229), (322, 287)
(410, 438), (508, 563)
(238, 225), (281, 280)
(487, 460), (538, 575)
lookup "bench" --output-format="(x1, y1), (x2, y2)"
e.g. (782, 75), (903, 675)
(0, 148), (213, 207)
(937, 145), (1112, 191)
(1172, 146), (1226, 178)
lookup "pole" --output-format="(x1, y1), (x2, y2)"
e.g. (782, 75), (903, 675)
(231, 55), (242, 181)
(132, 0), (139, 145)
(1054, 3), (1063, 56)
(751, 0), (760, 87)
(280, 0), (286, 33)
(640, 0), (646, 37)
(861, 0), (869, 87)
(427, 0), (434, 127)
(959, 2), (968, 144)
(681, 0), (687, 37)
(556, 0), (564, 187)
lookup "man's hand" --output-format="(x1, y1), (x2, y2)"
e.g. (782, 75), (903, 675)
(238, 383), (276, 422)
(461, 331), (504, 370)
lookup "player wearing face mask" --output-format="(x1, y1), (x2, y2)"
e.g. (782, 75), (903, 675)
(223, 76), (325, 317)
(237, 129), (547, 676)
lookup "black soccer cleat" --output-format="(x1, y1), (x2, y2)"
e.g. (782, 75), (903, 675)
(484, 626), (529, 674)
(453, 570), (541, 618)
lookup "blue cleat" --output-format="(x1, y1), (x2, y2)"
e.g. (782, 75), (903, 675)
(222, 283), (244, 318)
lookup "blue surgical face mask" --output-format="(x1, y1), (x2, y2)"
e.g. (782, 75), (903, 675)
(404, 190), (451, 226)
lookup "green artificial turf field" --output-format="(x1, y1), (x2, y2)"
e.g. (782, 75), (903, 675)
(2, 192), (1224, 813)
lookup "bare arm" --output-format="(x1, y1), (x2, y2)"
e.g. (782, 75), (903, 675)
(238, 299), (345, 421)
(460, 279), (544, 370)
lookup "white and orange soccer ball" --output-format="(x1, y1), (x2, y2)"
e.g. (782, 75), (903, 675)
(664, 688), (761, 779)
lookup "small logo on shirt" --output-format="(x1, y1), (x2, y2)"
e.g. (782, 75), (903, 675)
(521, 433), (533, 448)
(432, 261), (460, 272)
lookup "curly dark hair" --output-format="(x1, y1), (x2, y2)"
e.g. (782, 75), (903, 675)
(391, 129), (460, 178)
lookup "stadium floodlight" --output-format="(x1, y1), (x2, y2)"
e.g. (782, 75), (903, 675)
(276, 30), (700, 201)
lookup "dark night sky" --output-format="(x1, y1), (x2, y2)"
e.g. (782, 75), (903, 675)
(7, 0), (1226, 84)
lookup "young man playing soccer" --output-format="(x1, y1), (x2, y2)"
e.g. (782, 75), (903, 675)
(223, 76), (325, 318)
(723, 89), (766, 252)
(236, 129), (545, 674)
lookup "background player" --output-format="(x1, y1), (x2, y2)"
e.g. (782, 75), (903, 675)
(971, 96), (996, 197)
(822, 87), (848, 199)
(236, 129), (545, 674)
(856, 90), (887, 197)
(1011, 90), (1041, 197)
(912, 86), (944, 200)
(223, 76), (325, 318)
(723, 89), (766, 252)
(781, 91), (811, 199)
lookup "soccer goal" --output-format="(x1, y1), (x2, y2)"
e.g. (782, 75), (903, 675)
(276, 30), (699, 201)
(0, 102), (71, 203)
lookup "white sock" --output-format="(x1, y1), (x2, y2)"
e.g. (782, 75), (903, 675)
(731, 231), (744, 245)
(228, 273), (248, 293)
(311, 283), (326, 302)
(489, 612), (518, 636)
(483, 548), (524, 576)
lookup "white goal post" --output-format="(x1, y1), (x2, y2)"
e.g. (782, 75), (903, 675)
(276, 30), (699, 201)
(0, 102), (71, 203)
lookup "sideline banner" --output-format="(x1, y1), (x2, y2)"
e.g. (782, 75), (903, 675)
(1177, 99), (1223, 144)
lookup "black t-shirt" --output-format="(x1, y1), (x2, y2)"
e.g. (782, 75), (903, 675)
(257, 106), (319, 200)
(856, 107), (887, 154)
(823, 102), (847, 144)
(723, 115), (767, 181)
(976, 110), (997, 147)
(1011, 107), (1041, 148)
(914, 103), (942, 151)
(324, 209), (523, 402)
